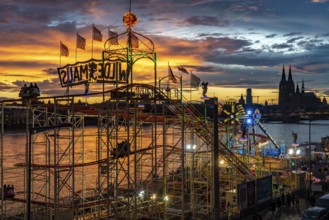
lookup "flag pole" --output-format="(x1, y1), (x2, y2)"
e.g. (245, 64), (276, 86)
(167, 62), (171, 98)
(59, 41), (61, 67)
(129, 0), (132, 12)
(75, 33), (78, 62)
(167, 62), (169, 88)
(91, 24), (94, 59)
(190, 70), (192, 101)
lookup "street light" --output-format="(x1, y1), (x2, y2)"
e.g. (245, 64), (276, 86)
(309, 119), (312, 190)
(27, 122), (72, 220)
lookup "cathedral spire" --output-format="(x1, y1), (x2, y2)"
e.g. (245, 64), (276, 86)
(296, 83), (300, 94)
(288, 65), (293, 82)
(301, 80), (305, 94)
(281, 65), (286, 82)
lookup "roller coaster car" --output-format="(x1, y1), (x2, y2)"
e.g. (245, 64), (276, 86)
(111, 140), (130, 157)
(19, 83), (40, 99)
(0, 185), (16, 200)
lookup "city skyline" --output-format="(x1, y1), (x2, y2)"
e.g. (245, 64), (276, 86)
(1, 0), (329, 104)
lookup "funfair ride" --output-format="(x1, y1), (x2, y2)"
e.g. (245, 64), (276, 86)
(0, 10), (288, 220)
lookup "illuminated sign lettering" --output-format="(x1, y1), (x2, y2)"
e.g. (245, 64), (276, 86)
(57, 59), (129, 87)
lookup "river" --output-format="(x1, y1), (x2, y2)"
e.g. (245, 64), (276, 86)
(261, 120), (329, 147)
(3, 120), (329, 166)
(1, 121), (328, 214)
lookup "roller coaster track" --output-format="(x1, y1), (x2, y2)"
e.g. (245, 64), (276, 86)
(166, 102), (255, 177)
(13, 83), (254, 176)
(4, 83), (256, 216)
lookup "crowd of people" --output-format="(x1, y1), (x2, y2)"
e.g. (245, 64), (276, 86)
(270, 190), (302, 215)
(19, 83), (40, 98)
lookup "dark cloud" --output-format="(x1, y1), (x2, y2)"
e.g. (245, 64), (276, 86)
(0, 61), (55, 69)
(287, 37), (304, 43)
(272, 43), (292, 50)
(198, 67), (279, 89)
(193, 65), (220, 73)
(297, 38), (324, 50)
(317, 32), (329, 37)
(2, 73), (40, 78)
(283, 32), (303, 37)
(204, 51), (291, 67)
(197, 33), (224, 38)
(150, 35), (251, 56)
(42, 68), (58, 75)
(51, 22), (78, 34)
(184, 16), (229, 26)
(0, 82), (16, 90)
(204, 37), (252, 53)
(266, 34), (277, 38)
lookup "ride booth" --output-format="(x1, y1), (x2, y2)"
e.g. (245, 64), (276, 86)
(237, 175), (272, 219)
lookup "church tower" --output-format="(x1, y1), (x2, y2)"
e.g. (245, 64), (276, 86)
(296, 83), (300, 95)
(286, 65), (295, 98)
(301, 80), (305, 94)
(278, 65), (287, 106)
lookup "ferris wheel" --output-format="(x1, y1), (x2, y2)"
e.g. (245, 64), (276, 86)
(221, 99), (246, 125)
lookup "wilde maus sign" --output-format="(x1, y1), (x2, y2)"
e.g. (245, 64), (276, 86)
(57, 59), (130, 87)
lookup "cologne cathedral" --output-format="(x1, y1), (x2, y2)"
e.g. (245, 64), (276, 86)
(278, 65), (324, 111)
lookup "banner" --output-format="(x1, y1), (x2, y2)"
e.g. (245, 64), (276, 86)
(93, 25), (102, 42)
(60, 42), (69, 57)
(77, 34), (86, 50)
(57, 59), (130, 87)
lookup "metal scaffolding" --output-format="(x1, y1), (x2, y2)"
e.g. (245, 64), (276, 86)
(0, 20), (279, 220)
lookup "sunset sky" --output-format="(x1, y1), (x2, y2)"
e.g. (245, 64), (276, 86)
(1, 0), (329, 104)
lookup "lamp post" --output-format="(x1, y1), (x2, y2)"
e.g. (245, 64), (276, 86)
(27, 123), (72, 220)
(309, 119), (312, 190)
(186, 143), (196, 218)
(289, 142), (300, 170)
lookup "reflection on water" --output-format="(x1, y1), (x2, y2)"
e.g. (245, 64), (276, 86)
(3, 121), (329, 167)
(2, 121), (328, 198)
(3, 121), (329, 163)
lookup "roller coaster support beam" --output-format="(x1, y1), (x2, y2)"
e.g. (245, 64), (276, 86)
(212, 98), (220, 219)
(27, 123), (72, 220)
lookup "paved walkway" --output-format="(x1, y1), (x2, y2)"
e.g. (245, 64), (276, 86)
(258, 198), (307, 220)
(242, 197), (309, 220)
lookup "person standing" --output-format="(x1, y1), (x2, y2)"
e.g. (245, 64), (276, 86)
(295, 194), (299, 207)
(270, 200), (276, 214)
(287, 192), (291, 207)
(291, 193), (295, 207)
(281, 192), (285, 206)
